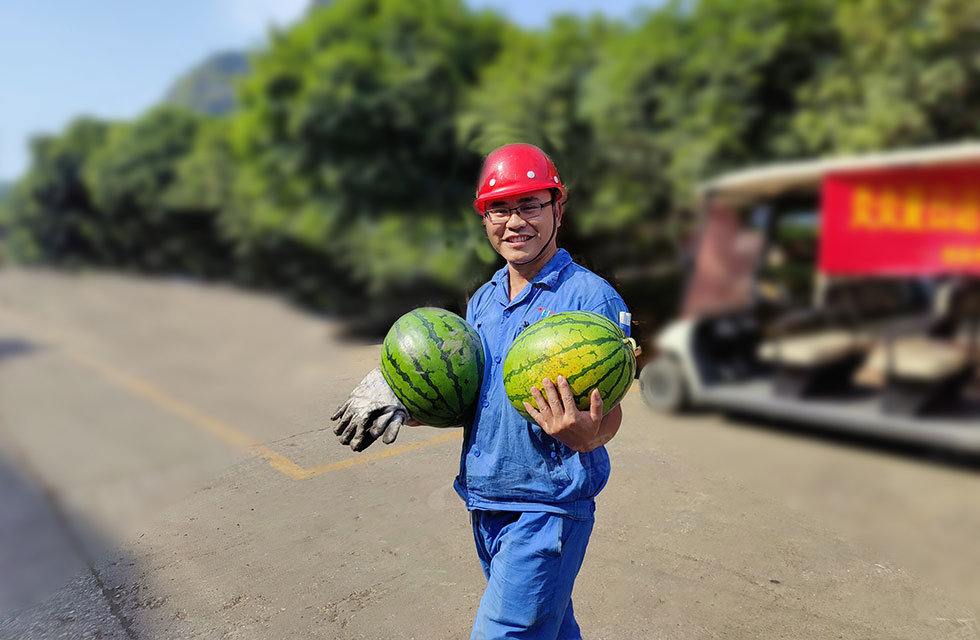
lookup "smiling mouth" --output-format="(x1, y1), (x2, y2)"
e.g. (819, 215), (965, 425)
(505, 235), (535, 244)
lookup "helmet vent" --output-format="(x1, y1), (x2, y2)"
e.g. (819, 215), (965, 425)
(526, 171), (536, 179)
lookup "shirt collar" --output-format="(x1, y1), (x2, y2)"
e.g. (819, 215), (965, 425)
(531, 248), (572, 289)
(490, 248), (572, 293)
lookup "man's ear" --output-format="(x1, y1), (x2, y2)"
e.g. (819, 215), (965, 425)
(555, 201), (564, 228)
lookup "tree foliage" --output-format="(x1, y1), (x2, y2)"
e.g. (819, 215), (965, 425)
(1, 117), (110, 264)
(792, 0), (980, 154)
(459, 16), (624, 271)
(586, 0), (838, 213)
(84, 107), (233, 275)
(227, 0), (504, 318)
(5, 0), (980, 327)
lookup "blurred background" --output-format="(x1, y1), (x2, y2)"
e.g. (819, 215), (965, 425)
(6, 0), (978, 339)
(6, 3), (980, 636)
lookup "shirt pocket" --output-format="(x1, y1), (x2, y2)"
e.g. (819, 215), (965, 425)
(525, 421), (575, 484)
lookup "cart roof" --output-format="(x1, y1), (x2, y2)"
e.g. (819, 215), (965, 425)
(699, 142), (980, 204)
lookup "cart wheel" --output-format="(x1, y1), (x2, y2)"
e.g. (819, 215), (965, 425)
(639, 355), (688, 413)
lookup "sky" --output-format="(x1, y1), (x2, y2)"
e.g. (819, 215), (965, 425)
(0, 0), (655, 182)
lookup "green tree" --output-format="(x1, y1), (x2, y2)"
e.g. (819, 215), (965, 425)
(792, 0), (980, 154)
(166, 118), (237, 215)
(575, 0), (838, 335)
(85, 107), (227, 274)
(458, 15), (623, 268)
(228, 0), (504, 319)
(15, 0), (980, 335)
(0, 118), (110, 264)
(586, 0), (838, 213)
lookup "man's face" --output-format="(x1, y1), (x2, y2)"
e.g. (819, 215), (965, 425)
(482, 189), (562, 265)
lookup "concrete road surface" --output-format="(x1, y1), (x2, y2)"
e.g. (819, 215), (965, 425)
(1, 268), (979, 639)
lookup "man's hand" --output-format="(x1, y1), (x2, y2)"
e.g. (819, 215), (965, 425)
(523, 376), (622, 453)
(331, 368), (408, 452)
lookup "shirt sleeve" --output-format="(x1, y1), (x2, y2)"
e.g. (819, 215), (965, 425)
(589, 294), (629, 327)
(465, 282), (490, 325)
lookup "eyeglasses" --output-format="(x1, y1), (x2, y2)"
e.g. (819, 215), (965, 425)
(484, 200), (554, 224)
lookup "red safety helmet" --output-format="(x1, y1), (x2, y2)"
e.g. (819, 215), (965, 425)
(473, 143), (567, 214)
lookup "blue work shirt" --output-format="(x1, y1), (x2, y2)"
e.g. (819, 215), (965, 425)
(454, 249), (629, 520)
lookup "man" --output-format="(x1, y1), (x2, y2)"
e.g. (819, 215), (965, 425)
(332, 143), (628, 639)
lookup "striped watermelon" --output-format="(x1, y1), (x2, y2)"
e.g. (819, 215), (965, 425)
(380, 307), (485, 427)
(503, 311), (635, 420)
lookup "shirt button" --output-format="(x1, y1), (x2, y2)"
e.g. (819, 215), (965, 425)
(550, 451), (557, 459)
(494, 356), (501, 364)
(482, 400), (490, 408)
(503, 310), (511, 318)
(473, 449), (481, 457)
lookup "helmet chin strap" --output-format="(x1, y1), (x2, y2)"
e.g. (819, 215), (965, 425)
(515, 209), (558, 266)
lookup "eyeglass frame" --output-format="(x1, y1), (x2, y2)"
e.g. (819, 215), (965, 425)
(483, 199), (555, 224)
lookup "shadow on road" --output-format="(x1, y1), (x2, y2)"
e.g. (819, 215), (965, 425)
(0, 338), (39, 362)
(0, 446), (138, 639)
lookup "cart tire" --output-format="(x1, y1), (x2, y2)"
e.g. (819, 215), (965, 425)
(639, 355), (688, 414)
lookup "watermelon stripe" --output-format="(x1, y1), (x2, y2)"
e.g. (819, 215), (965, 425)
(527, 311), (612, 332)
(505, 342), (609, 381)
(517, 314), (620, 346)
(502, 311), (634, 420)
(502, 336), (614, 384)
(380, 307), (486, 426)
(563, 347), (621, 387)
(436, 314), (473, 414)
(381, 345), (445, 420)
(397, 316), (458, 413)
(506, 347), (619, 393)
(415, 313), (466, 414)
(455, 316), (484, 401)
(517, 315), (617, 343)
(516, 322), (592, 347)
(608, 357), (634, 400)
(386, 325), (456, 423)
(568, 347), (628, 397)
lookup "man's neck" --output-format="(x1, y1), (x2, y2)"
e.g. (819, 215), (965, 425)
(506, 245), (559, 302)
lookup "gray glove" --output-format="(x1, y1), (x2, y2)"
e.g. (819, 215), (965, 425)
(331, 368), (408, 452)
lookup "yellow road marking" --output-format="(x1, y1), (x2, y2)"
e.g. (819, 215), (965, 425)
(63, 348), (458, 480)
(300, 430), (461, 478)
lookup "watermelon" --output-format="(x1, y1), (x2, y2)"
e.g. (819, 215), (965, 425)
(503, 311), (636, 420)
(380, 307), (485, 427)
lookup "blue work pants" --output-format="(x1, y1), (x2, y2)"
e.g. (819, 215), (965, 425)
(470, 509), (594, 640)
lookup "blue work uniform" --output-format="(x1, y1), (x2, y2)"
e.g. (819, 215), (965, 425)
(455, 249), (629, 640)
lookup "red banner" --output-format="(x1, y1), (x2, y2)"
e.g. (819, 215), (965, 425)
(820, 166), (980, 275)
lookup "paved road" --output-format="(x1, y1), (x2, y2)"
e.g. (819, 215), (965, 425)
(1, 269), (979, 639)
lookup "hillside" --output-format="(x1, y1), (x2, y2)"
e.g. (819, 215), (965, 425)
(161, 51), (249, 115)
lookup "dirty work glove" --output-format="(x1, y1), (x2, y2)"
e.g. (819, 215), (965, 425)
(331, 368), (408, 452)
